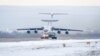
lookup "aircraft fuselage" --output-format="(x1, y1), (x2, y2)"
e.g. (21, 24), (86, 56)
(41, 26), (57, 39)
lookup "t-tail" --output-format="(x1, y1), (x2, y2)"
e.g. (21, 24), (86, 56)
(40, 13), (67, 19)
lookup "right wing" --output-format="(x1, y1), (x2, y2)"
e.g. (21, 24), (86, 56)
(53, 27), (83, 32)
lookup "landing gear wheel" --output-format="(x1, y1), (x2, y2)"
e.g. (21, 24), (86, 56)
(41, 37), (44, 39)
(41, 37), (49, 39)
(52, 37), (57, 39)
(45, 37), (49, 39)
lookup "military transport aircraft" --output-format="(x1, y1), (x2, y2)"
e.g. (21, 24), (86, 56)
(17, 13), (83, 39)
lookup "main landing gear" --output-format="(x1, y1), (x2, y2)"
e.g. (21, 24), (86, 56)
(52, 37), (57, 39)
(41, 37), (57, 39)
(41, 37), (49, 39)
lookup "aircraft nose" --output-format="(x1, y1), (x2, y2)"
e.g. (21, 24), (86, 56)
(44, 29), (48, 32)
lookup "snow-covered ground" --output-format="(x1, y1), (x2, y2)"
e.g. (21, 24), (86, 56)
(0, 39), (100, 56)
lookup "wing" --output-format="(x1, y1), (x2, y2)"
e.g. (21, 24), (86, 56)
(52, 27), (83, 31)
(17, 27), (43, 30)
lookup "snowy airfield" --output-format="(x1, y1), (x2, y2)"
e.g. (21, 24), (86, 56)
(0, 39), (100, 56)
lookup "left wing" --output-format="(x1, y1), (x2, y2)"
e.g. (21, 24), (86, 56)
(52, 27), (83, 31)
(17, 27), (43, 30)
(17, 27), (44, 33)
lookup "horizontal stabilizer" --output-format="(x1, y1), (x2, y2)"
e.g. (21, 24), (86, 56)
(40, 13), (67, 18)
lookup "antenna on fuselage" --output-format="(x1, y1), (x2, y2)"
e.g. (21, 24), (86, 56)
(41, 19), (58, 25)
(40, 13), (67, 25)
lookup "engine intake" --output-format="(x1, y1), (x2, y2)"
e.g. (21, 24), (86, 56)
(65, 31), (69, 34)
(27, 31), (30, 34)
(57, 31), (61, 34)
(34, 30), (38, 33)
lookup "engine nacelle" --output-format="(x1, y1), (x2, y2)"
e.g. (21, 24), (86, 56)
(65, 31), (69, 34)
(34, 30), (38, 33)
(27, 31), (30, 34)
(57, 31), (61, 34)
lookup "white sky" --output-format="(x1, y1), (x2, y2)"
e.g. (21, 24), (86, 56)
(0, 0), (100, 32)
(0, 6), (100, 32)
(0, 0), (100, 6)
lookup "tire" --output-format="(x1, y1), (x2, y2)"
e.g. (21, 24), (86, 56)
(41, 37), (44, 39)
(52, 37), (57, 39)
(41, 37), (49, 39)
(45, 37), (49, 39)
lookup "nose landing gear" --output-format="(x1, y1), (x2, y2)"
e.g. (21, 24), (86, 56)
(41, 37), (57, 39)
(41, 37), (49, 39)
(41, 32), (57, 39)
(52, 37), (57, 39)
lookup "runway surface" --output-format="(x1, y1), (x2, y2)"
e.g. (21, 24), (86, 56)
(0, 36), (100, 42)
(0, 39), (100, 56)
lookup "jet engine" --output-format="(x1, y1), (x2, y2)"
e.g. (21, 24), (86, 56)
(34, 30), (38, 33)
(57, 31), (61, 34)
(27, 30), (30, 34)
(65, 31), (69, 34)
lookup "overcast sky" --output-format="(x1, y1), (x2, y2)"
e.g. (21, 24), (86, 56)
(0, 6), (100, 32)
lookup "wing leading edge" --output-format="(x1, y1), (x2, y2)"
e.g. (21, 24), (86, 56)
(17, 27), (43, 30)
(17, 27), (83, 31)
(52, 27), (83, 32)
